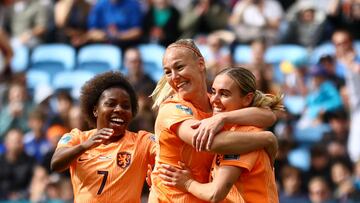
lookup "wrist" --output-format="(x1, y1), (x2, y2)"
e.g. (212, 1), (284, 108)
(184, 179), (194, 192)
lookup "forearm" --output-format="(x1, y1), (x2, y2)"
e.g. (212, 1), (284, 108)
(221, 107), (276, 128)
(187, 181), (220, 202)
(51, 144), (87, 172)
(210, 131), (273, 154)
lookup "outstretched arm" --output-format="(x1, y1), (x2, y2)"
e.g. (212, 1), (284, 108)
(51, 128), (113, 172)
(176, 120), (277, 163)
(160, 162), (242, 203)
(192, 107), (276, 151)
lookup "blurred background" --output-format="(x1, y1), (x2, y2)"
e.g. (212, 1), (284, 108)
(0, 0), (360, 202)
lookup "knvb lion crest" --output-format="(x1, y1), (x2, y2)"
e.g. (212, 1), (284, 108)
(117, 152), (131, 169)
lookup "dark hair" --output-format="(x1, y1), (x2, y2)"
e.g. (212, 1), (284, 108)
(80, 71), (138, 128)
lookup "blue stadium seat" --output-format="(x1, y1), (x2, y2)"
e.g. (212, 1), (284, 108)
(265, 44), (309, 65)
(233, 45), (251, 64)
(30, 43), (76, 79)
(26, 69), (51, 89)
(11, 42), (29, 72)
(77, 44), (122, 74)
(52, 70), (95, 99)
(138, 43), (165, 81)
(288, 147), (310, 171)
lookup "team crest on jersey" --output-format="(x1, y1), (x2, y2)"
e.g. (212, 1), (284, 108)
(175, 104), (193, 115)
(58, 133), (72, 145)
(117, 152), (131, 169)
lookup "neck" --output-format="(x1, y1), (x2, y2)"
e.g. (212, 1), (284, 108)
(184, 90), (212, 113)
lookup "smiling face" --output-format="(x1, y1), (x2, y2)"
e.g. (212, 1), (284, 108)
(163, 47), (205, 101)
(94, 87), (133, 136)
(210, 73), (253, 114)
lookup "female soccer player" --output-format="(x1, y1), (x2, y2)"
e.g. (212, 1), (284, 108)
(51, 71), (155, 203)
(159, 67), (283, 202)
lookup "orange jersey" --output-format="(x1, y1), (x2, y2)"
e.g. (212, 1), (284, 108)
(56, 128), (156, 203)
(210, 126), (279, 203)
(149, 95), (214, 203)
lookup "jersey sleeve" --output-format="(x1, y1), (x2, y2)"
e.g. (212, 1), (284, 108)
(138, 130), (156, 166)
(220, 126), (263, 172)
(56, 128), (83, 149)
(220, 151), (260, 172)
(157, 102), (195, 132)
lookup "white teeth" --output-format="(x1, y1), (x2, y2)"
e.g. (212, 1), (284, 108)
(111, 118), (124, 123)
(213, 107), (223, 112)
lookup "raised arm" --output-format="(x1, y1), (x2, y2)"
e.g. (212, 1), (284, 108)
(160, 163), (242, 203)
(51, 128), (113, 172)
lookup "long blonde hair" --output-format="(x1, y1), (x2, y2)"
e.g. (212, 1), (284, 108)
(151, 39), (204, 109)
(217, 67), (284, 111)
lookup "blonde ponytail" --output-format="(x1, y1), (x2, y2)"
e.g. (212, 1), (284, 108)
(252, 90), (284, 111)
(151, 75), (174, 109)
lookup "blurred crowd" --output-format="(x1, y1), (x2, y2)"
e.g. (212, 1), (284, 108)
(0, 0), (360, 202)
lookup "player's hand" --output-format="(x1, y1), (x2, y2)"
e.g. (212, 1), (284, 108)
(81, 128), (113, 150)
(158, 162), (193, 192)
(192, 114), (225, 151)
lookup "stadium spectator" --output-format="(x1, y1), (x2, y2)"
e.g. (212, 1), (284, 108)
(0, 81), (34, 140)
(330, 160), (358, 201)
(0, 128), (35, 200)
(24, 108), (52, 163)
(327, 0), (360, 40)
(202, 33), (232, 83)
(228, 0), (284, 45)
(143, 0), (181, 47)
(3, 0), (50, 48)
(281, 0), (327, 48)
(331, 29), (360, 163)
(85, 0), (143, 49)
(54, 0), (91, 48)
(123, 47), (156, 132)
(308, 176), (336, 203)
(279, 165), (308, 203)
(179, 0), (229, 39)
(50, 71), (156, 202)
(50, 90), (74, 131)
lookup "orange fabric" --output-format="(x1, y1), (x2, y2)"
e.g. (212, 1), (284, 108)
(56, 128), (156, 203)
(149, 95), (214, 203)
(210, 126), (279, 203)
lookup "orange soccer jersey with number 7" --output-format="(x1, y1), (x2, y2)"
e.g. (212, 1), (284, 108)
(56, 128), (156, 203)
